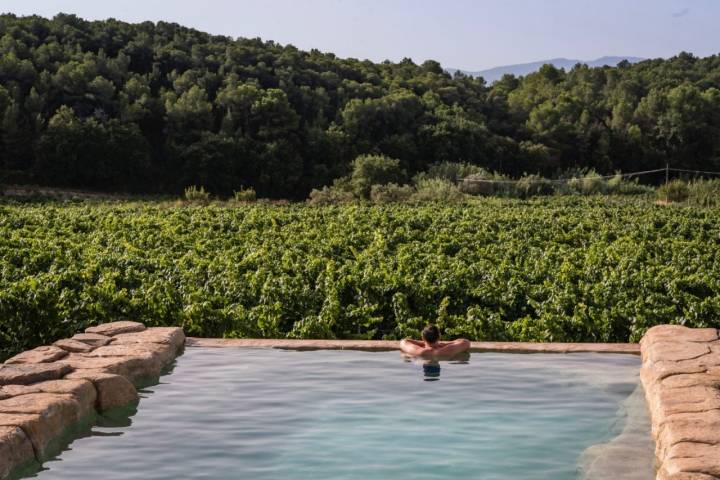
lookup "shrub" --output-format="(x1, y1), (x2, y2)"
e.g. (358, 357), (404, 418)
(515, 174), (555, 198)
(606, 173), (654, 195)
(657, 180), (690, 203)
(460, 171), (514, 197)
(370, 183), (414, 204)
(606, 172), (623, 191)
(233, 187), (256, 202)
(411, 178), (464, 203)
(350, 154), (405, 199)
(415, 162), (486, 184)
(687, 179), (720, 207)
(563, 177), (582, 194)
(184, 185), (210, 202)
(556, 166), (591, 180)
(307, 185), (356, 205)
(580, 171), (607, 195)
(560, 170), (607, 195)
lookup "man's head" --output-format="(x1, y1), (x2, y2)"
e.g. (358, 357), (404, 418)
(421, 324), (440, 345)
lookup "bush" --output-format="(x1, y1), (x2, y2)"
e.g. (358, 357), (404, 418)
(560, 170), (607, 195)
(515, 174), (555, 198)
(460, 171), (514, 197)
(411, 178), (464, 202)
(606, 172), (623, 191)
(370, 183), (414, 204)
(307, 185), (356, 205)
(580, 171), (607, 195)
(687, 179), (720, 207)
(606, 173), (654, 195)
(233, 187), (256, 202)
(657, 180), (690, 203)
(563, 177), (582, 194)
(184, 185), (210, 202)
(415, 162), (486, 184)
(350, 154), (405, 199)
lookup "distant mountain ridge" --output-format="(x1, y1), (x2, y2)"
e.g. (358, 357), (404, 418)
(449, 56), (645, 83)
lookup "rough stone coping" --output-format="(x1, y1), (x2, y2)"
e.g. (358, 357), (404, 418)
(0, 322), (185, 480)
(186, 337), (640, 354)
(639, 325), (720, 480)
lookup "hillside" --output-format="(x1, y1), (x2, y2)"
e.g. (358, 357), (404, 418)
(452, 56), (645, 83)
(0, 13), (719, 198)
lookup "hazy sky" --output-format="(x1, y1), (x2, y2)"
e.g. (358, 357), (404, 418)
(1, 0), (718, 70)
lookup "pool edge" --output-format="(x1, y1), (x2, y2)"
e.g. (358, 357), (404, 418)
(0, 322), (185, 480)
(185, 337), (641, 354)
(639, 325), (720, 480)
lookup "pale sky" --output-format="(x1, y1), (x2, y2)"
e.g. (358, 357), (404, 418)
(1, 0), (718, 70)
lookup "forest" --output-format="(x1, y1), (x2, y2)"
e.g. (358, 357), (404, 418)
(1, 13), (720, 198)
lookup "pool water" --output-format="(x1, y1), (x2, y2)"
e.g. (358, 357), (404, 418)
(24, 349), (653, 480)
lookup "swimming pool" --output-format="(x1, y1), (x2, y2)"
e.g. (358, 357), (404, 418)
(20, 348), (654, 480)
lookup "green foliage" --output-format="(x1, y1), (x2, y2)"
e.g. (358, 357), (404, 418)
(0, 14), (719, 199)
(1, 198), (719, 361)
(233, 187), (257, 202)
(414, 162), (486, 184)
(515, 174), (555, 198)
(350, 154), (405, 199)
(686, 179), (720, 207)
(580, 171), (607, 195)
(307, 182), (356, 205)
(184, 185), (211, 202)
(657, 180), (690, 203)
(370, 183), (414, 204)
(558, 170), (653, 196)
(410, 178), (464, 202)
(561, 171), (608, 195)
(459, 171), (514, 196)
(605, 174), (654, 195)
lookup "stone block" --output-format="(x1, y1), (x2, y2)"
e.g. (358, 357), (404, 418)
(86, 321), (146, 336)
(5, 346), (68, 365)
(0, 363), (72, 386)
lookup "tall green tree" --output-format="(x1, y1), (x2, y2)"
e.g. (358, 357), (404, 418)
(0, 13), (719, 196)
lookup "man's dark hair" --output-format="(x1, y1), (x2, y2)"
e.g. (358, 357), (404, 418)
(422, 324), (440, 344)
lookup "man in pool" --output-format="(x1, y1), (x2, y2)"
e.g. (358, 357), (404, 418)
(399, 324), (470, 358)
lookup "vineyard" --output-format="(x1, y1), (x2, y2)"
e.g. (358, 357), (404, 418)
(1, 197), (719, 360)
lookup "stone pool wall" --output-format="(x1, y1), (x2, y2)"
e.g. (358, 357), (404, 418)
(6, 323), (720, 480)
(187, 337), (640, 354)
(0, 321), (185, 479)
(640, 325), (720, 480)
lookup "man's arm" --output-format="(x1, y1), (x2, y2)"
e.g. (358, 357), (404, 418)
(434, 338), (471, 357)
(400, 339), (428, 356)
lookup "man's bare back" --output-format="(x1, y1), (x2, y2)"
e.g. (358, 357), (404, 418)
(399, 324), (470, 359)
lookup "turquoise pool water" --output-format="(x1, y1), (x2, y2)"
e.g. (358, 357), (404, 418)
(23, 349), (653, 479)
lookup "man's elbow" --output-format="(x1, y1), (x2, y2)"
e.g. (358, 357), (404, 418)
(458, 338), (471, 350)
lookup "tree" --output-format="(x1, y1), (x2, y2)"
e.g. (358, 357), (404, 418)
(349, 154), (405, 199)
(0, 12), (719, 197)
(35, 106), (152, 189)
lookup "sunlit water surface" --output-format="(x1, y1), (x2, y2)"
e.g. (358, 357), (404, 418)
(24, 348), (653, 480)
